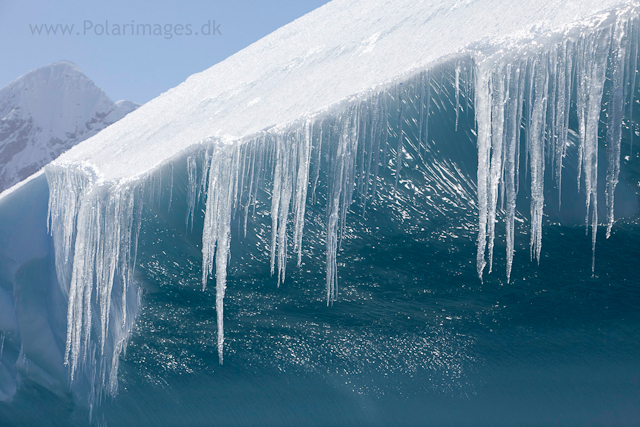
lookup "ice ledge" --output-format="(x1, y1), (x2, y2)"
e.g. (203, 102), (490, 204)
(53, 0), (639, 183)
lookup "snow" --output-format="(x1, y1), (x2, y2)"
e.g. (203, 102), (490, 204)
(54, 0), (638, 183)
(105, 100), (141, 124)
(0, 61), (111, 142)
(0, 169), (44, 200)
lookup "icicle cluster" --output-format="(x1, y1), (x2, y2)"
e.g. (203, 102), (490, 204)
(46, 164), (143, 413)
(199, 65), (481, 363)
(201, 145), (238, 365)
(186, 147), (212, 231)
(200, 119), (341, 364)
(475, 12), (640, 280)
(43, 6), (640, 406)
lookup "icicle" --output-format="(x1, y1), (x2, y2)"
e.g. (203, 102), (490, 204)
(253, 135), (266, 217)
(467, 63), (474, 123)
(325, 109), (358, 303)
(628, 20), (638, 155)
(425, 71), (431, 151)
(578, 28), (612, 271)
(278, 134), (295, 285)
(357, 106), (368, 201)
(555, 40), (575, 208)
(498, 66), (510, 214)
(470, 14), (634, 280)
(487, 68), (506, 274)
(267, 131), (298, 286)
(186, 154), (198, 231)
(525, 58), (535, 183)
(338, 105), (359, 250)
(505, 63), (525, 282)
(243, 139), (257, 237)
(311, 122), (324, 204)
(168, 163), (174, 212)
(547, 50), (558, 171)
(362, 99), (375, 213)
(241, 141), (252, 236)
(455, 64), (461, 131)
(123, 189), (143, 328)
(201, 144), (239, 364)
(229, 148), (241, 218)
(269, 135), (282, 280)
(528, 55), (549, 264)
(575, 44), (586, 194)
(293, 121), (312, 266)
(46, 164), (142, 404)
(381, 95), (390, 169)
(475, 63), (492, 280)
(371, 94), (383, 198)
(514, 66), (523, 197)
(418, 73), (426, 159)
(47, 166), (91, 296)
(199, 147), (212, 205)
(395, 84), (404, 191)
(606, 20), (628, 239)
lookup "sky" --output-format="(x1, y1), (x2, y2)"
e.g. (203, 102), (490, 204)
(0, 0), (331, 104)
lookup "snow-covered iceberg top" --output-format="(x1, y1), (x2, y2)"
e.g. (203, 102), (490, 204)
(55, 0), (638, 182)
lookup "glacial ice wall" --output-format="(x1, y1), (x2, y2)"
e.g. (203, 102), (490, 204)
(2, 0), (640, 418)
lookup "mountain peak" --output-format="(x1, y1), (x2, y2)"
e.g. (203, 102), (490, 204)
(42, 59), (82, 71)
(3, 60), (87, 94)
(0, 61), (139, 192)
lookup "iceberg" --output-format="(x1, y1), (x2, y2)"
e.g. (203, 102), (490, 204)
(2, 0), (640, 423)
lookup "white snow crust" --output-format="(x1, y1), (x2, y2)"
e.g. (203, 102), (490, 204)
(55, 0), (638, 182)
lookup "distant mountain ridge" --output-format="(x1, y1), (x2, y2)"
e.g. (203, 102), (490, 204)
(0, 61), (139, 192)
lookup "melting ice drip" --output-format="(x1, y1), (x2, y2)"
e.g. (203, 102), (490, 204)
(43, 6), (640, 408)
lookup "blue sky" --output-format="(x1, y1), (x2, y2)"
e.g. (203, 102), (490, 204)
(0, 0), (331, 104)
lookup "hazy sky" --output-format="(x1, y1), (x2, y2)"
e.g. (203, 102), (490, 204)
(0, 0), (331, 104)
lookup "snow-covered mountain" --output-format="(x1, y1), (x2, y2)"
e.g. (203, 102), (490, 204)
(0, 61), (139, 192)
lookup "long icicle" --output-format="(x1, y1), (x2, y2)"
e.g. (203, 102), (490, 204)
(606, 19), (629, 238)
(475, 63), (492, 280)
